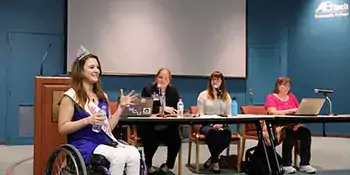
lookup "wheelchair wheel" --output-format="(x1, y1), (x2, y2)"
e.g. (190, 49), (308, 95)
(45, 144), (88, 175)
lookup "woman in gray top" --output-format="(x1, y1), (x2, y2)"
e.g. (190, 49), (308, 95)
(196, 71), (232, 173)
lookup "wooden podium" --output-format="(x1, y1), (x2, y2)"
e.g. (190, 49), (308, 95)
(34, 76), (71, 175)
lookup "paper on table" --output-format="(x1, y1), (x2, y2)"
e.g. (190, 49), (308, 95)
(199, 115), (222, 118)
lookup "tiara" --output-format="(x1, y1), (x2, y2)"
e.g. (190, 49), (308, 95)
(76, 45), (90, 60)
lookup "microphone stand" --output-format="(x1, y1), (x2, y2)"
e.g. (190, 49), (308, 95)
(161, 93), (165, 115)
(217, 90), (227, 117)
(159, 88), (165, 116)
(325, 95), (333, 115)
(218, 92), (222, 115)
(322, 93), (333, 137)
(39, 44), (52, 76)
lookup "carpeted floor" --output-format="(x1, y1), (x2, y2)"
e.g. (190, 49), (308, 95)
(1, 137), (350, 175)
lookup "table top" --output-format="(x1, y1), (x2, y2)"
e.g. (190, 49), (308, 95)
(272, 114), (350, 123)
(119, 114), (273, 124)
(118, 114), (350, 125)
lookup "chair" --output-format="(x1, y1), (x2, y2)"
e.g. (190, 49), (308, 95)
(187, 106), (243, 173)
(240, 105), (300, 167)
(126, 117), (184, 175)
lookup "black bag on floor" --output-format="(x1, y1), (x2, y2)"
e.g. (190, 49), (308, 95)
(242, 144), (283, 175)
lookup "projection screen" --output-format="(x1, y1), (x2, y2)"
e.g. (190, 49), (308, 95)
(67, 0), (246, 77)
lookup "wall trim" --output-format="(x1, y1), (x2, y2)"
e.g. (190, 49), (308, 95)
(312, 133), (350, 138)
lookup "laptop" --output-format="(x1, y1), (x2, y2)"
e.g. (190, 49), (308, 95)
(122, 97), (154, 116)
(292, 98), (325, 116)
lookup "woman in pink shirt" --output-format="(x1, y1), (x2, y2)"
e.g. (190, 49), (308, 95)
(265, 77), (316, 174)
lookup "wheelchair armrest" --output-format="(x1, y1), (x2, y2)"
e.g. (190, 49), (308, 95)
(118, 139), (129, 145)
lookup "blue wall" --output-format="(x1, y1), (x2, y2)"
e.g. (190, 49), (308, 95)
(0, 1), (65, 144)
(1, 0), (348, 145)
(287, 0), (350, 133)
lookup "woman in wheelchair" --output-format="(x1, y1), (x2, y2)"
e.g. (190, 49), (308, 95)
(195, 71), (232, 173)
(58, 46), (140, 175)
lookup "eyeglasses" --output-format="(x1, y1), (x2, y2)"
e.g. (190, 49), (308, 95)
(282, 84), (291, 88)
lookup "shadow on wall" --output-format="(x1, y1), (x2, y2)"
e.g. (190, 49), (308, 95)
(101, 75), (247, 108)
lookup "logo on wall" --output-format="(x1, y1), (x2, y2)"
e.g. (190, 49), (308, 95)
(315, 1), (349, 19)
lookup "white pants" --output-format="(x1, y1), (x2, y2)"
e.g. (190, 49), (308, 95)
(93, 144), (140, 175)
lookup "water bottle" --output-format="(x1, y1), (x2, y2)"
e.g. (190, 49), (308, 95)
(231, 97), (238, 116)
(92, 106), (107, 133)
(139, 150), (147, 175)
(177, 99), (184, 117)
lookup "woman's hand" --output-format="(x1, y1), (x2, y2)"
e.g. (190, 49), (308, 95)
(293, 124), (303, 131)
(159, 106), (177, 115)
(87, 113), (105, 125)
(150, 114), (157, 118)
(212, 124), (223, 129)
(287, 108), (298, 114)
(119, 89), (137, 108)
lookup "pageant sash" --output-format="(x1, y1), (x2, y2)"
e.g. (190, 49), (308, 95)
(63, 88), (118, 142)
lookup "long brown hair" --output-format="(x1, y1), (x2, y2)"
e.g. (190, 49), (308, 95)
(70, 54), (107, 106)
(273, 76), (291, 94)
(207, 71), (229, 101)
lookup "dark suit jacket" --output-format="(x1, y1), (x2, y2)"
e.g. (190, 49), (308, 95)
(141, 83), (180, 114)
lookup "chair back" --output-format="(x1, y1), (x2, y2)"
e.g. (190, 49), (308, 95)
(240, 105), (268, 133)
(109, 102), (124, 138)
(189, 106), (199, 135)
(240, 105), (267, 115)
(109, 102), (118, 114)
(189, 106), (198, 114)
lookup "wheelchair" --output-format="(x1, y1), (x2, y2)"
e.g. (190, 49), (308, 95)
(45, 142), (146, 175)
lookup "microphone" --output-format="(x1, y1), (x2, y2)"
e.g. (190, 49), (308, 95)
(157, 84), (162, 95)
(314, 88), (333, 95)
(39, 44), (52, 76)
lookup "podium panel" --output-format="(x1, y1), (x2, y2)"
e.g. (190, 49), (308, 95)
(34, 76), (70, 175)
